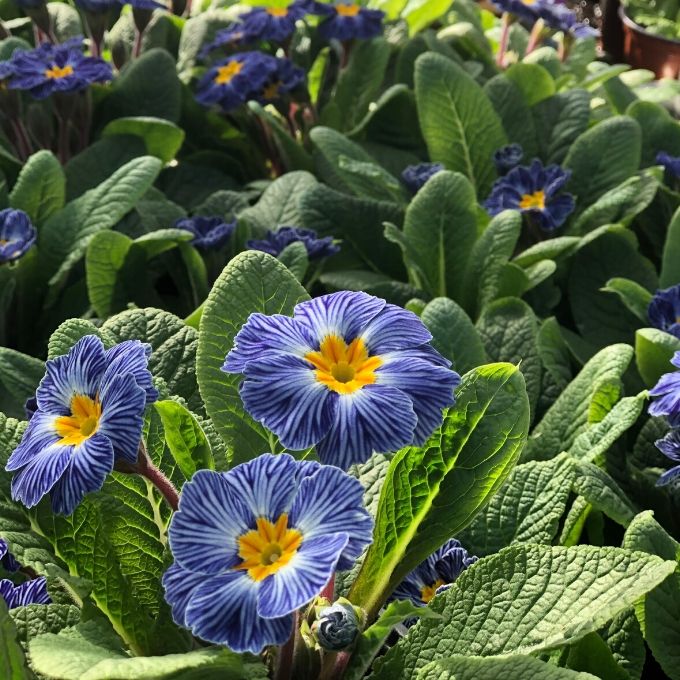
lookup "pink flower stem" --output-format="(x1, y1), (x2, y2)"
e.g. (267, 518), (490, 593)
(135, 441), (180, 511)
(496, 13), (511, 68)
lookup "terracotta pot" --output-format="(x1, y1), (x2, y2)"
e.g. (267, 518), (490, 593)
(619, 6), (680, 79)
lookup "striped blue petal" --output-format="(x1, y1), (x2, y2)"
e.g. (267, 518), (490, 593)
(184, 571), (292, 653)
(293, 291), (384, 343)
(6, 411), (59, 471)
(257, 532), (349, 619)
(162, 562), (206, 627)
(224, 313), (316, 373)
(0, 576), (50, 609)
(49, 433), (114, 515)
(289, 465), (373, 570)
(239, 355), (335, 451)
(169, 469), (250, 574)
(36, 336), (106, 413)
(97, 373), (146, 463)
(10, 443), (71, 508)
(316, 385), (417, 469)
(102, 340), (158, 405)
(359, 303), (432, 353)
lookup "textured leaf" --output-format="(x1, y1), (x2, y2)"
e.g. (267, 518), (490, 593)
(9, 150), (65, 225)
(564, 632), (630, 680)
(635, 328), (680, 389)
(102, 117), (185, 164)
(0, 347), (44, 419)
(349, 363), (529, 619)
(602, 277), (652, 323)
(11, 603), (81, 647)
(0, 599), (29, 680)
(320, 270), (419, 306)
(505, 63), (555, 106)
(512, 236), (580, 267)
(571, 462), (636, 527)
(47, 319), (109, 360)
(600, 608), (645, 680)
(660, 206), (680, 289)
(371, 545), (676, 679)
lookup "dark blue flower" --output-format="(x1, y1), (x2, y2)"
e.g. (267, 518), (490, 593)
(654, 428), (680, 486)
(401, 163), (444, 194)
(536, 1), (599, 37)
(3, 40), (112, 99)
(6, 336), (157, 515)
(492, 0), (541, 22)
(247, 227), (339, 260)
(485, 159), (575, 231)
(648, 285), (680, 340)
(163, 453), (373, 654)
(390, 539), (477, 607)
(223, 291), (460, 469)
(254, 58), (305, 104)
(649, 351), (680, 427)
(657, 152), (680, 182)
(493, 143), (524, 175)
(0, 577), (51, 609)
(14, 0), (46, 8)
(0, 539), (20, 573)
(175, 216), (236, 250)
(316, 2), (384, 41)
(0, 209), (36, 265)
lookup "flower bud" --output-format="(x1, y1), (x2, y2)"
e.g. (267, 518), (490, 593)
(312, 599), (362, 651)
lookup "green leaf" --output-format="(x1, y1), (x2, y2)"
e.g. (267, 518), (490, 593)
(47, 319), (109, 360)
(0, 599), (29, 680)
(320, 270), (419, 306)
(523, 344), (633, 461)
(602, 277), (652, 323)
(11, 603), (81, 647)
(414, 52), (506, 197)
(600, 608), (645, 680)
(571, 462), (636, 527)
(349, 363), (529, 619)
(153, 400), (214, 479)
(459, 454), (576, 557)
(421, 297), (487, 373)
(196, 251), (308, 465)
(0, 347), (44, 419)
(9, 150), (65, 225)
(512, 236), (580, 267)
(635, 328), (680, 388)
(627, 100), (680, 166)
(277, 241), (309, 282)
(103, 117), (185, 164)
(623, 511), (680, 680)
(660, 206), (680, 289)
(371, 544), (676, 679)
(505, 63), (555, 105)
(403, 0), (452, 34)
(564, 632), (630, 680)
(564, 116), (642, 209)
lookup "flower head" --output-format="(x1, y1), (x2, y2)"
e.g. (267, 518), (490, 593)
(223, 291), (460, 469)
(0, 539), (20, 573)
(485, 158), (575, 231)
(0, 209), (36, 265)
(175, 216), (236, 250)
(3, 39), (112, 99)
(391, 539), (477, 608)
(247, 227), (339, 260)
(657, 152), (680, 183)
(654, 428), (680, 486)
(0, 577), (51, 609)
(401, 163), (444, 194)
(648, 285), (680, 340)
(649, 351), (680, 427)
(254, 57), (305, 105)
(234, 2), (310, 44)
(313, 599), (361, 650)
(493, 143), (524, 175)
(163, 453), (373, 653)
(492, 0), (541, 23)
(316, 2), (384, 41)
(6, 336), (157, 515)
(536, 1), (599, 37)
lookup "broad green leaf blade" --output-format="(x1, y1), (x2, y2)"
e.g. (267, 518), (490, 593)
(403, 0), (451, 34)
(11, 603), (81, 647)
(0, 347), (44, 419)
(414, 52), (506, 197)
(196, 251), (309, 465)
(85, 231), (133, 319)
(523, 344), (633, 462)
(277, 241), (309, 282)
(349, 362), (529, 619)
(602, 277), (652, 323)
(0, 599), (29, 680)
(47, 319), (110, 360)
(563, 632), (630, 680)
(505, 63), (555, 105)
(600, 608), (645, 680)
(371, 545), (676, 679)
(660, 206), (680, 289)
(102, 117), (185, 163)
(635, 328), (680, 388)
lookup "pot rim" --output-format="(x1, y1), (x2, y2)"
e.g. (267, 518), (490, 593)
(618, 5), (680, 46)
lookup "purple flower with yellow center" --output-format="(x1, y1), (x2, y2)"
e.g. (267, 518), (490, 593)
(493, 143), (524, 176)
(163, 453), (373, 653)
(0, 577), (50, 609)
(3, 40), (112, 99)
(175, 216), (236, 251)
(657, 152), (680, 183)
(492, 0), (541, 22)
(401, 163), (444, 194)
(6, 336), (157, 515)
(255, 57), (305, 104)
(654, 428), (680, 486)
(485, 159), (575, 231)
(223, 291), (460, 469)
(535, 1), (599, 37)
(650, 352), (680, 427)
(0, 539), (20, 573)
(648, 285), (680, 340)
(391, 539), (477, 608)
(236, 2), (310, 42)
(0, 209), (36, 265)
(316, 2), (384, 41)
(247, 227), (339, 260)
(75, 0), (166, 11)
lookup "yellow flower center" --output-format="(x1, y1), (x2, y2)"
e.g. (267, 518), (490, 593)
(236, 514), (302, 582)
(266, 7), (288, 16)
(262, 81), (282, 100)
(54, 394), (102, 446)
(420, 578), (446, 604)
(336, 3), (361, 16)
(519, 189), (545, 210)
(214, 61), (244, 85)
(44, 64), (74, 80)
(0, 239), (8, 246)
(305, 335), (382, 395)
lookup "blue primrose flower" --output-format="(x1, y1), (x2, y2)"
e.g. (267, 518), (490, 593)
(174, 216), (236, 250)
(536, 1), (599, 38)
(223, 291), (461, 469)
(316, 2), (385, 41)
(163, 453), (373, 654)
(0, 209), (36, 265)
(649, 351), (680, 427)
(247, 227), (339, 260)
(401, 163), (444, 194)
(654, 428), (680, 486)
(0, 577), (50, 609)
(390, 539), (477, 608)
(75, 0), (167, 11)
(493, 143), (524, 175)
(492, 0), (541, 23)
(485, 159), (576, 231)
(2, 39), (112, 99)
(254, 58), (305, 105)
(648, 285), (680, 340)
(657, 152), (680, 183)
(6, 336), (157, 515)
(0, 538), (20, 573)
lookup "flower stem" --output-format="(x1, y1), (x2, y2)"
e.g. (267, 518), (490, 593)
(135, 442), (180, 511)
(525, 18), (545, 55)
(496, 13), (511, 68)
(320, 574), (335, 602)
(318, 650), (351, 680)
(274, 613), (298, 680)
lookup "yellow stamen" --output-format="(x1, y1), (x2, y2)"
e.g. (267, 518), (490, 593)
(266, 7), (288, 16)
(262, 81), (282, 100)
(54, 394), (102, 446)
(305, 335), (381, 395)
(519, 189), (545, 210)
(214, 61), (244, 85)
(420, 579), (446, 604)
(236, 514), (302, 581)
(44, 65), (74, 80)
(336, 3), (361, 16)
